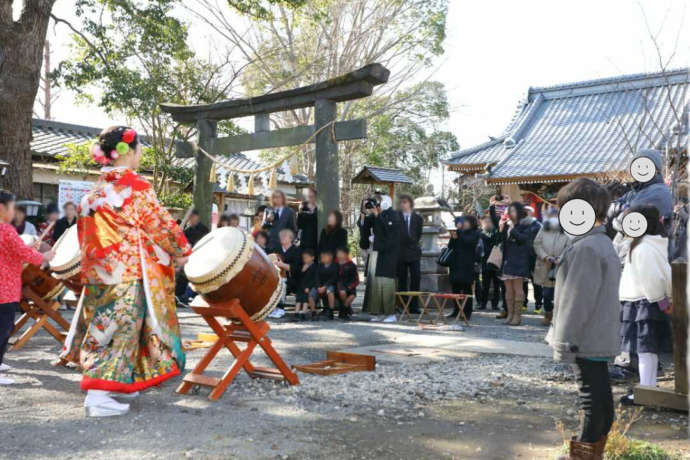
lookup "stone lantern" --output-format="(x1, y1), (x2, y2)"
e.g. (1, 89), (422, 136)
(414, 185), (450, 292)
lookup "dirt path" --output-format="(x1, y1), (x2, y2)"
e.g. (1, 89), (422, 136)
(1, 310), (687, 459)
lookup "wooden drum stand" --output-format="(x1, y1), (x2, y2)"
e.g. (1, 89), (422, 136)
(177, 298), (299, 400)
(11, 286), (70, 351)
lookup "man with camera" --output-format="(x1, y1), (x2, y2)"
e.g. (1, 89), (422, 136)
(367, 194), (401, 322)
(297, 187), (318, 251)
(396, 194), (423, 314)
(266, 190), (297, 253)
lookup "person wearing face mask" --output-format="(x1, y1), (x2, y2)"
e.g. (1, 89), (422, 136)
(447, 215), (480, 320)
(368, 194), (401, 323)
(533, 208), (570, 326)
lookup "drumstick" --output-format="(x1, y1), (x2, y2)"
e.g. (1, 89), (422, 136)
(34, 221), (55, 249)
(179, 205), (195, 229)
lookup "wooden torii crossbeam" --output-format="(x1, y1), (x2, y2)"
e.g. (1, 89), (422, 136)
(161, 64), (390, 230)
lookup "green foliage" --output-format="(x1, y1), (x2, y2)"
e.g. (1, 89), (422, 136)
(361, 81), (459, 196)
(56, 143), (98, 174)
(53, 0), (239, 195)
(228, 0), (306, 18)
(160, 191), (193, 209)
(605, 439), (679, 460)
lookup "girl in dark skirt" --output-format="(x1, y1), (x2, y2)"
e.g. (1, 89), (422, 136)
(618, 205), (672, 405)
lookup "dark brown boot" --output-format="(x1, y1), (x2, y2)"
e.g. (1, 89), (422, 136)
(542, 311), (553, 326)
(556, 437), (598, 460)
(509, 299), (523, 325)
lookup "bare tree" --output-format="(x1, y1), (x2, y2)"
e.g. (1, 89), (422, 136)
(186, 0), (449, 211)
(34, 40), (59, 119)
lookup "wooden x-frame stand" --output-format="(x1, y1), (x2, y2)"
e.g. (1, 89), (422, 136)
(11, 286), (69, 351)
(177, 298), (299, 400)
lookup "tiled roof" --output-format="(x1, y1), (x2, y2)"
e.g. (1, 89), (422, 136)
(446, 69), (689, 184)
(31, 119), (123, 158)
(31, 118), (309, 186)
(351, 166), (413, 184)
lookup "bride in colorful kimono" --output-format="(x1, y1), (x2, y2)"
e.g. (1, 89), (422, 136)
(62, 125), (192, 417)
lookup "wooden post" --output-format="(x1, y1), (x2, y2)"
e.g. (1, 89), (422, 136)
(195, 119), (217, 228)
(672, 262), (687, 395)
(388, 182), (395, 201)
(255, 113), (270, 132)
(314, 99), (339, 233)
(634, 262), (688, 411)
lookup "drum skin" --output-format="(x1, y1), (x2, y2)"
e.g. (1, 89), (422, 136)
(49, 225), (82, 293)
(199, 249), (280, 319)
(21, 264), (64, 302)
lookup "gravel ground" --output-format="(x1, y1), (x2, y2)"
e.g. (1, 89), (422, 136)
(1, 305), (688, 459)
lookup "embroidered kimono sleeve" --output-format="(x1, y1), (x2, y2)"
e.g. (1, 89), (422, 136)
(135, 188), (192, 258)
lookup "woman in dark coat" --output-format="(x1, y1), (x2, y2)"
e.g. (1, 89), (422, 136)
(490, 200), (533, 325)
(318, 210), (348, 259)
(448, 215), (480, 320)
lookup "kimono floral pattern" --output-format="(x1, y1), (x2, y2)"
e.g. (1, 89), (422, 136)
(65, 167), (191, 393)
(80, 282), (180, 392)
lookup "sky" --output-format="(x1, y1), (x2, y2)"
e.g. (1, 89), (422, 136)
(38, 0), (690, 151)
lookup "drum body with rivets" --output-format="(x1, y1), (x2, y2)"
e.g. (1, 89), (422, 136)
(49, 225), (83, 293)
(184, 227), (283, 321)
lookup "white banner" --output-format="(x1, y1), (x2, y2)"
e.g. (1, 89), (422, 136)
(58, 180), (94, 215)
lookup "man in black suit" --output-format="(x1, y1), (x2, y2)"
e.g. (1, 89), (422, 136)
(296, 187), (318, 251)
(396, 194), (423, 313)
(267, 190), (297, 253)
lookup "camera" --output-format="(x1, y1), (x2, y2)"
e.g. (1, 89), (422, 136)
(262, 207), (275, 228)
(363, 197), (379, 210)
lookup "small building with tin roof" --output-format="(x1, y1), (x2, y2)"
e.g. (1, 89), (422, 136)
(351, 165), (413, 199)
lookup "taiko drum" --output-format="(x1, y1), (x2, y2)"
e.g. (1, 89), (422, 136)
(19, 235), (64, 302)
(184, 227), (283, 321)
(49, 225), (84, 293)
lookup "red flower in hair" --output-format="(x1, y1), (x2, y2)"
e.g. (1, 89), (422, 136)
(122, 128), (136, 144)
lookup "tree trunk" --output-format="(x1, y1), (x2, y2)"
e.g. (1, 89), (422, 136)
(0, 1), (56, 198)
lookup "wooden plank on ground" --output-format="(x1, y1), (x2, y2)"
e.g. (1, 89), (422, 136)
(634, 385), (688, 412)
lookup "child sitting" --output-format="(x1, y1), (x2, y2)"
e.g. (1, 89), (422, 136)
(336, 246), (359, 320)
(0, 190), (54, 385)
(551, 178), (621, 458)
(255, 230), (269, 252)
(315, 250), (338, 319)
(294, 249), (318, 321)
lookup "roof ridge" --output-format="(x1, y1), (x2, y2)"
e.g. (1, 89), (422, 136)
(446, 136), (506, 161)
(33, 118), (103, 136)
(529, 68), (689, 96)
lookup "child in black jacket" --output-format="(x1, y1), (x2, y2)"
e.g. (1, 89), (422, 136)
(336, 246), (359, 320)
(295, 249), (318, 321)
(315, 250), (338, 319)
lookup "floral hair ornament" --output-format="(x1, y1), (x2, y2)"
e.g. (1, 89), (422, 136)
(116, 141), (130, 156)
(122, 128), (137, 144)
(91, 142), (111, 165)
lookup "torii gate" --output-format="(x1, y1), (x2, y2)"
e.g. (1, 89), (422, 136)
(161, 64), (390, 229)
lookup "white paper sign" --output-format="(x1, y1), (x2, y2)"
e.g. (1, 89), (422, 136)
(58, 180), (94, 215)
